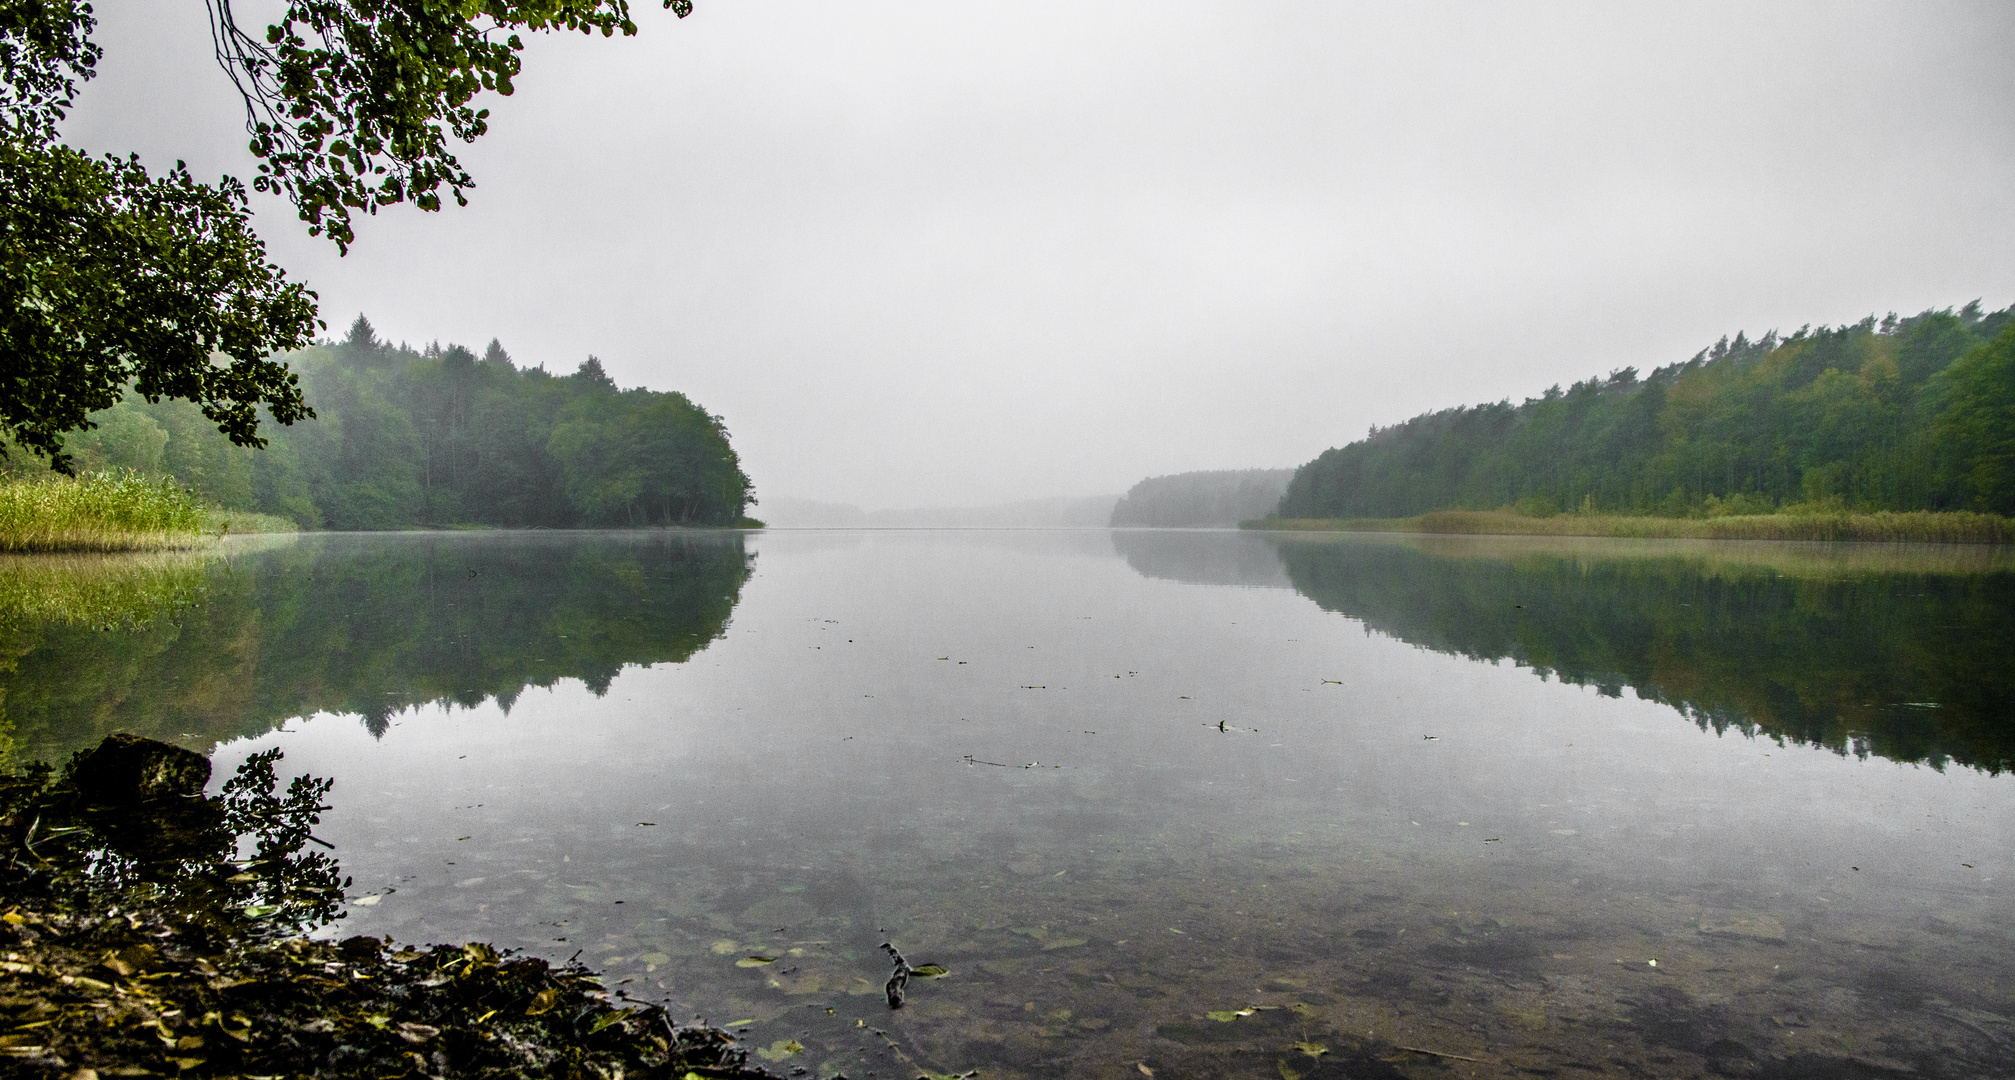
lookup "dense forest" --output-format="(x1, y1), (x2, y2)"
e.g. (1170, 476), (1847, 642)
(9, 317), (755, 529)
(1279, 302), (2015, 519)
(0, 531), (753, 766)
(1109, 468), (1294, 527)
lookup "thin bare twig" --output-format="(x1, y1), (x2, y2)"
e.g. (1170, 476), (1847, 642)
(1398, 1044), (1486, 1063)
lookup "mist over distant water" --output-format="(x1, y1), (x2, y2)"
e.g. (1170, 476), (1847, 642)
(761, 494), (1117, 528)
(62, 4), (2015, 508)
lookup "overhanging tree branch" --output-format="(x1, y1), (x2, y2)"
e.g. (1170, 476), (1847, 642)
(204, 0), (692, 253)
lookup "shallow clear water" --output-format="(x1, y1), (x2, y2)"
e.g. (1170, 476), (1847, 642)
(11, 529), (2015, 1078)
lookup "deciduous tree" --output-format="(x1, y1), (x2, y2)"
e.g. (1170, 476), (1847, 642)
(0, 0), (690, 470)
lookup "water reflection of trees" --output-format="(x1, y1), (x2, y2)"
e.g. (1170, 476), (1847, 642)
(1, 532), (753, 765)
(0, 735), (770, 1077)
(1153, 533), (2013, 774)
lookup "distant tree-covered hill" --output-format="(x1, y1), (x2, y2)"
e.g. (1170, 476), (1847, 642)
(25, 317), (754, 529)
(1110, 468), (1295, 527)
(1279, 302), (2015, 519)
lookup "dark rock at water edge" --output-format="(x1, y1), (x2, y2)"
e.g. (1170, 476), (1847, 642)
(0, 734), (782, 1079)
(68, 731), (211, 806)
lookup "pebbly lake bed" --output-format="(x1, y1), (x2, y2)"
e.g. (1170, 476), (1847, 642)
(4, 528), (2011, 1078)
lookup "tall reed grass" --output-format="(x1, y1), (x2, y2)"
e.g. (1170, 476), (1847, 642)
(0, 471), (210, 552)
(1251, 509), (2015, 545)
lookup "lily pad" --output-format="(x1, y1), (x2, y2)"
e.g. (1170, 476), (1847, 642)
(735, 956), (778, 968)
(1292, 1041), (1329, 1057)
(755, 1038), (805, 1061)
(909, 964), (950, 978)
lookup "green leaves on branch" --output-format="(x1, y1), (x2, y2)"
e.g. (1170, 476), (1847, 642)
(0, 143), (318, 472)
(1, 1), (314, 471)
(209, 0), (694, 252)
(1, 0), (694, 468)
(0, 0), (100, 140)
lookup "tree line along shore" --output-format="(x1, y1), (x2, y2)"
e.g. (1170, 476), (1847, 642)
(8, 302), (2014, 551)
(1252, 302), (2014, 540)
(0, 317), (762, 552)
(1251, 508), (2015, 545)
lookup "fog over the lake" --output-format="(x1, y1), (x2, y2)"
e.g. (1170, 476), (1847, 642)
(64, 2), (2014, 511)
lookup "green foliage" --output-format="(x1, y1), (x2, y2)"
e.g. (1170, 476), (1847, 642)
(1280, 304), (2015, 521)
(0, 137), (318, 474)
(38, 316), (755, 529)
(1, 3), (319, 473)
(1928, 321), (2015, 512)
(0, 0), (99, 135)
(0, 471), (208, 552)
(212, 0), (693, 251)
(2, 0), (694, 470)
(547, 384), (752, 527)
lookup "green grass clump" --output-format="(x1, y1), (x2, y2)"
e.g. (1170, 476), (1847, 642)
(1250, 509), (2015, 544)
(0, 471), (209, 552)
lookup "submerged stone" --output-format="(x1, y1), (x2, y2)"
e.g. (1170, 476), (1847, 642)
(67, 732), (210, 806)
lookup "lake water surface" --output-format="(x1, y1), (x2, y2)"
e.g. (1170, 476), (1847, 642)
(8, 529), (2013, 1078)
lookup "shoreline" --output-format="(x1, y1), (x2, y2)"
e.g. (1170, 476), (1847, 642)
(0, 517), (770, 555)
(0, 736), (780, 1078)
(1242, 508), (2015, 545)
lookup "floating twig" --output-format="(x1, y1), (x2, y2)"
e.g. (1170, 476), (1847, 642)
(961, 755), (1052, 769)
(1398, 1044), (1485, 1063)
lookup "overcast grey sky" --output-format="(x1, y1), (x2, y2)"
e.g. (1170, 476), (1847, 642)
(65, 2), (2015, 510)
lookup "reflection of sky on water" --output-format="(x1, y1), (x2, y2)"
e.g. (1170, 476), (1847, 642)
(209, 531), (2011, 1078)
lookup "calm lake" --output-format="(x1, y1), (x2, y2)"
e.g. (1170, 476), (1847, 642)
(6, 529), (2013, 1078)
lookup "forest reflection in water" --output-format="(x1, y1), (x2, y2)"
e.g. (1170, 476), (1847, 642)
(0, 531), (753, 768)
(7, 529), (2014, 1078)
(1114, 529), (2015, 774)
